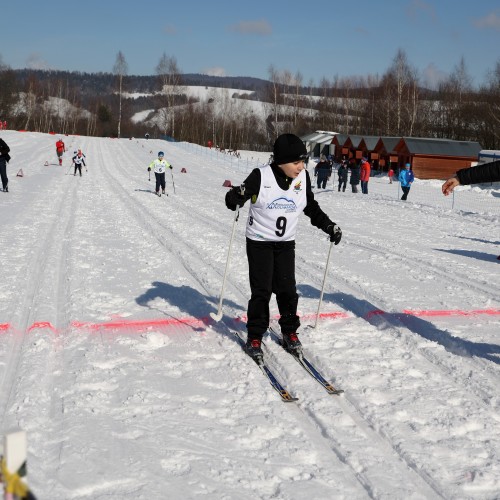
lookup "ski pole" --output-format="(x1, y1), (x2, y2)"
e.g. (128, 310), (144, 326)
(170, 169), (176, 194)
(313, 240), (334, 328)
(148, 169), (151, 181)
(210, 184), (245, 322)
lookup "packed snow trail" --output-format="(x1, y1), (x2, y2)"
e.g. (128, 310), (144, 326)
(0, 131), (498, 499)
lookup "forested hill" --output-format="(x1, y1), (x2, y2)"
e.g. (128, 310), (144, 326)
(12, 69), (270, 95)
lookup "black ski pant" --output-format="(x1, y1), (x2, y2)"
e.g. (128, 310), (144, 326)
(401, 186), (411, 200)
(74, 165), (82, 176)
(338, 179), (346, 191)
(155, 172), (166, 193)
(246, 238), (300, 340)
(0, 159), (7, 190)
(316, 172), (329, 189)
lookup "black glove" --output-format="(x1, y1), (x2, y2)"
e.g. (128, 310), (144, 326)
(169, 165), (173, 169)
(225, 186), (246, 211)
(147, 167), (151, 171)
(325, 224), (342, 245)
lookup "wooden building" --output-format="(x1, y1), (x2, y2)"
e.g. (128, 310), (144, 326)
(373, 137), (401, 168)
(393, 137), (481, 179)
(305, 132), (482, 179)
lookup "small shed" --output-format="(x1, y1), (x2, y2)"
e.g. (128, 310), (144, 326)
(332, 134), (349, 159)
(393, 137), (482, 179)
(301, 131), (337, 157)
(373, 137), (402, 169)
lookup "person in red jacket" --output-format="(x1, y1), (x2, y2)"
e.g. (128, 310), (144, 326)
(360, 158), (371, 194)
(55, 138), (66, 166)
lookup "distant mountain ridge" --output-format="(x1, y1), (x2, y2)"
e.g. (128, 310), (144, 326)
(12, 69), (270, 96)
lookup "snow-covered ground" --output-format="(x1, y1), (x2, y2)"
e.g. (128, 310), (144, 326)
(0, 130), (499, 499)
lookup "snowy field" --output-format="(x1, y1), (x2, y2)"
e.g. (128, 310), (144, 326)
(0, 130), (499, 499)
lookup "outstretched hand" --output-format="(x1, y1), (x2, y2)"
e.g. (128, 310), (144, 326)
(442, 175), (459, 196)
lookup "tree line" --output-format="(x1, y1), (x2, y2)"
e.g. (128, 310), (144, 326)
(0, 49), (499, 152)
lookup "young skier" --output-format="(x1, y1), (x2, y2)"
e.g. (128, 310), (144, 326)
(148, 151), (172, 196)
(225, 133), (342, 361)
(72, 149), (86, 176)
(56, 138), (66, 166)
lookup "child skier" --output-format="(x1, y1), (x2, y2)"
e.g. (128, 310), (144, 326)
(56, 138), (66, 166)
(225, 133), (342, 361)
(148, 151), (172, 196)
(72, 149), (86, 176)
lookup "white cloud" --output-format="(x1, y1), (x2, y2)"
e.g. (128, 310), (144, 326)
(163, 24), (177, 35)
(26, 53), (51, 70)
(228, 19), (272, 35)
(422, 63), (447, 89)
(201, 66), (227, 77)
(473, 11), (500, 31)
(406, 0), (437, 22)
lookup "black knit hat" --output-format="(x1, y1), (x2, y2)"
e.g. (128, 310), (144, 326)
(273, 133), (308, 165)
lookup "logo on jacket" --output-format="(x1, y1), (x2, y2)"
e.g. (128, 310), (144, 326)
(293, 180), (303, 193)
(266, 197), (297, 213)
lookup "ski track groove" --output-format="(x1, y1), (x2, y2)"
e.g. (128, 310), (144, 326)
(0, 168), (79, 436)
(294, 244), (500, 410)
(94, 142), (223, 307)
(223, 320), (445, 499)
(313, 234), (499, 385)
(95, 141), (255, 311)
(352, 237), (500, 304)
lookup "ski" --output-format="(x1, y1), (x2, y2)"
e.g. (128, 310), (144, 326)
(268, 326), (344, 395)
(255, 359), (298, 402)
(224, 324), (298, 402)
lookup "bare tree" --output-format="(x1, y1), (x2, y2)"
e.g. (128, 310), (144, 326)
(156, 53), (184, 138)
(113, 51), (128, 138)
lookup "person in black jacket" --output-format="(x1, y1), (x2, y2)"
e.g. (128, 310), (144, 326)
(224, 133), (342, 361)
(338, 160), (348, 192)
(314, 155), (332, 189)
(349, 159), (361, 193)
(0, 137), (10, 192)
(442, 160), (500, 195)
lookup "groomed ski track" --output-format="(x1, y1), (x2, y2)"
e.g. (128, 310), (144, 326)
(0, 131), (498, 499)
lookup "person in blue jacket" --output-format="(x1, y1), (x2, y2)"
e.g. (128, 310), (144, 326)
(399, 163), (414, 200)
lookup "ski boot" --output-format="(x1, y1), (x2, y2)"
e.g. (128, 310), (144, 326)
(245, 338), (263, 364)
(282, 332), (303, 357)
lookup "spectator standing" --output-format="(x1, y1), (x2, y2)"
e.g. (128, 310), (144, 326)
(360, 157), (371, 194)
(399, 163), (414, 201)
(349, 159), (360, 193)
(337, 160), (348, 192)
(0, 136), (10, 192)
(314, 155), (332, 189)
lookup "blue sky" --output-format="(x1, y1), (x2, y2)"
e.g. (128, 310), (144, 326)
(2, 0), (499, 88)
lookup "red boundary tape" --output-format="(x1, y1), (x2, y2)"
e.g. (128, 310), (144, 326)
(0, 308), (498, 334)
